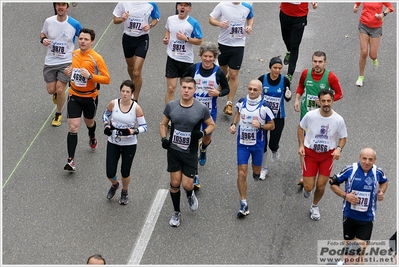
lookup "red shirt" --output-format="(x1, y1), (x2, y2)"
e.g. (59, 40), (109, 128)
(280, 2), (309, 17)
(296, 68), (343, 101)
(355, 2), (394, 28)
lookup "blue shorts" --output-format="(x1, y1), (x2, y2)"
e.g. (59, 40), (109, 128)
(201, 110), (217, 134)
(237, 143), (263, 166)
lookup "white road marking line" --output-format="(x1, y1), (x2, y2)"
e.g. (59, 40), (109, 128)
(127, 189), (168, 265)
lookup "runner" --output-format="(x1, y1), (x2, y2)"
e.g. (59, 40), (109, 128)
(41, 2), (82, 126)
(209, 2), (254, 116)
(229, 80), (275, 218)
(112, 2), (160, 101)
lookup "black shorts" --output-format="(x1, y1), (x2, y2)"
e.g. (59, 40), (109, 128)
(218, 43), (244, 70)
(67, 94), (98, 119)
(166, 148), (197, 178)
(122, 33), (149, 59)
(343, 216), (373, 241)
(165, 56), (192, 78)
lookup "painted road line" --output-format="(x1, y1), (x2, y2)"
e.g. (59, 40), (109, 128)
(128, 189), (168, 265)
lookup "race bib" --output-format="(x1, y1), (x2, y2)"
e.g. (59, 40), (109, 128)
(171, 129), (191, 150)
(51, 41), (67, 58)
(127, 17), (144, 35)
(229, 22), (244, 39)
(351, 191), (371, 212)
(264, 95), (280, 116)
(306, 94), (319, 111)
(172, 40), (187, 56)
(196, 96), (212, 110)
(71, 68), (87, 87)
(310, 139), (330, 153)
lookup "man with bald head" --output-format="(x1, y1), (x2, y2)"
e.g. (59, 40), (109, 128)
(330, 147), (388, 263)
(229, 79), (275, 218)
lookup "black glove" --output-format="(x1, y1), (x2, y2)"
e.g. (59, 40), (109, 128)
(161, 138), (171, 149)
(103, 124), (114, 136)
(191, 130), (205, 139)
(132, 128), (139, 135)
(118, 128), (132, 136)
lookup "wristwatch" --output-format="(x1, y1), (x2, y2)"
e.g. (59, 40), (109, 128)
(185, 36), (189, 43)
(88, 74), (93, 80)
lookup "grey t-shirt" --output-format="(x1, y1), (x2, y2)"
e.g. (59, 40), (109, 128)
(164, 98), (210, 153)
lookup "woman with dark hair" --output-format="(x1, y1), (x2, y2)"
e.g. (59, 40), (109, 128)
(102, 80), (148, 205)
(257, 56), (292, 179)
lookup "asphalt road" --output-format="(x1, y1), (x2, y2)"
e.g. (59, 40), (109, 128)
(2, 2), (397, 266)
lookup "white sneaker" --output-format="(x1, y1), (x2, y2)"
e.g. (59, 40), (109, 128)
(271, 151), (280, 162)
(303, 187), (311, 198)
(310, 206), (320, 221)
(259, 167), (268, 180)
(188, 191), (198, 211)
(355, 76), (364, 87)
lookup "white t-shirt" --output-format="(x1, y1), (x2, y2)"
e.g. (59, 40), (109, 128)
(300, 109), (347, 153)
(41, 15), (82, 65)
(112, 2), (160, 37)
(209, 2), (254, 47)
(165, 15), (203, 63)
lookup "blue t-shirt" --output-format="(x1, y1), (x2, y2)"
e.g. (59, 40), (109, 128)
(336, 162), (388, 221)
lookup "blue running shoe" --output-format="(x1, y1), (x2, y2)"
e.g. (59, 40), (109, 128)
(198, 148), (207, 166)
(237, 200), (249, 218)
(193, 174), (201, 190)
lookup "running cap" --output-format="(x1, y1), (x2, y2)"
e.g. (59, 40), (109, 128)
(176, 2), (192, 6)
(269, 57), (283, 69)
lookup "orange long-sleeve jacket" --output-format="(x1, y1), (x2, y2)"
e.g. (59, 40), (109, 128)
(69, 48), (110, 98)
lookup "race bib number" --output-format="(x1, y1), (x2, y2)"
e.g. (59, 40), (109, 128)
(239, 127), (257, 145)
(172, 40), (187, 56)
(127, 17), (144, 35)
(229, 22), (244, 39)
(51, 41), (67, 58)
(306, 94), (319, 111)
(196, 96), (212, 110)
(311, 139), (330, 153)
(264, 95), (280, 116)
(171, 129), (191, 150)
(71, 68), (87, 87)
(351, 191), (371, 212)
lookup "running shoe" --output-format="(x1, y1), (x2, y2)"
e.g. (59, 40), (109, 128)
(284, 51), (290, 65)
(237, 201), (249, 218)
(52, 93), (57, 104)
(285, 74), (292, 83)
(355, 76), (364, 87)
(372, 59), (378, 70)
(64, 157), (76, 171)
(107, 182), (120, 200)
(188, 191), (198, 211)
(89, 137), (98, 151)
(259, 167), (268, 180)
(310, 205), (320, 221)
(51, 113), (62, 127)
(119, 189), (129, 205)
(303, 187), (311, 198)
(169, 211), (181, 227)
(193, 175), (201, 190)
(223, 103), (233, 116)
(271, 151), (280, 163)
(198, 147), (207, 166)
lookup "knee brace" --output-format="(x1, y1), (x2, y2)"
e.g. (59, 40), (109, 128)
(170, 183), (180, 191)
